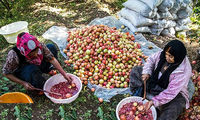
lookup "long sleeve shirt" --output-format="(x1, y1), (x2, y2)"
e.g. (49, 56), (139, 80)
(142, 51), (192, 109)
(2, 43), (54, 74)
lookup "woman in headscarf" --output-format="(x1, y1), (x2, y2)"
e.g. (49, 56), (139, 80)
(129, 40), (192, 120)
(2, 32), (72, 91)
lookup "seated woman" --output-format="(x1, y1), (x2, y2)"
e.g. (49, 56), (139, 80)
(2, 32), (72, 91)
(130, 40), (192, 120)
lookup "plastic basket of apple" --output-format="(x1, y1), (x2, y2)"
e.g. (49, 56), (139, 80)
(43, 73), (82, 103)
(116, 96), (157, 120)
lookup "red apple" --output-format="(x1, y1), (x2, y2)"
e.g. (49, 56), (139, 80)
(120, 114), (126, 120)
(192, 60), (197, 64)
(98, 98), (103, 103)
(91, 88), (95, 92)
(66, 93), (72, 98)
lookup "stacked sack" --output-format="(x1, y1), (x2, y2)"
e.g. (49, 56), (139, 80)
(118, 0), (193, 37)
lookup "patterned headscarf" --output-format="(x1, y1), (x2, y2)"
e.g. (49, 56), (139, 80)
(16, 32), (43, 65)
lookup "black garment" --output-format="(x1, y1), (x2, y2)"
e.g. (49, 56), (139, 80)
(130, 66), (186, 120)
(130, 66), (144, 96)
(149, 40), (187, 95)
(14, 44), (58, 89)
(160, 62), (171, 74)
(157, 93), (186, 120)
(12, 46), (27, 65)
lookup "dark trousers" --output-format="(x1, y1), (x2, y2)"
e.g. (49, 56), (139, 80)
(14, 44), (58, 89)
(157, 93), (186, 120)
(130, 66), (186, 120)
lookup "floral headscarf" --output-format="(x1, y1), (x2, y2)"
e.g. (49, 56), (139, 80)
(16, 32), (43, 65)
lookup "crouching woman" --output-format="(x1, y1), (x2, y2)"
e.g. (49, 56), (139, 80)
(2, 32), (72, 91)
(130, 40), (193, 120)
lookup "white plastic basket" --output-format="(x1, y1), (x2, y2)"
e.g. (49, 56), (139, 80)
(43, 73), (82, 103)
(0, 21), (29, 44)
(116, 96), (157, 120)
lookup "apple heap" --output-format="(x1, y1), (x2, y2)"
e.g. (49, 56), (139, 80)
(119, 101), (153, 120)
(49, 82), (78, 99)
(64, 25), (147, 88)
(179, 70), (200, 120)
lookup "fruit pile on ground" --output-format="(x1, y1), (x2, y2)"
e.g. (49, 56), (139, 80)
(179, 70), (200, 120)
(64, 25), (147, 88)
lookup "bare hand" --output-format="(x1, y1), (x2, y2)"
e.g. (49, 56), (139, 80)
(63, 73), (73, 83)
(142, 74), (150, 81)
(143, 101), (154, 111)
(23, 82), (35, 90)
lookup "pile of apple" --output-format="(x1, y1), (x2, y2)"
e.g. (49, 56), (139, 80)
(49, 82), (78, 99)
(119, 101), (153, 120)
(179, 70), (200, 120)
(64, 25), (147, 88)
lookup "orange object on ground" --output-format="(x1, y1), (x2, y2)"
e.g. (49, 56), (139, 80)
(0, 92), (33, 103)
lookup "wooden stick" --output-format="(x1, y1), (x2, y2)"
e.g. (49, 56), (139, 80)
(34, 88), (62, 96)
(143, 80), (147, 100)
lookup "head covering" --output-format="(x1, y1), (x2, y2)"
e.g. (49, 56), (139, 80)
(148, 40), (187, 95)
(16, 32), (43, 65)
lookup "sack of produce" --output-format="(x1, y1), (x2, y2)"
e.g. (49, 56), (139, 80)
(119, 8), (156, 27)
(123, 0), (153, 17)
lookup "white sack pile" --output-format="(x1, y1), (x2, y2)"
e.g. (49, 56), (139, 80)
(118, 0), (193, 36)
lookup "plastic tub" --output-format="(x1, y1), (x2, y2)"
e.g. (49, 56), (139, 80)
(43, 73), (82, 103)
(0, 92), (33, 103)
(0, 21), (29, 44)
(116, 96), (157, 120)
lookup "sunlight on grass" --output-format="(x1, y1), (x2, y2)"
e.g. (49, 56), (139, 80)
(43, 20), (55, 26)
(189, 23), (199, 30)
(33, 3), (63, 14)
(94, 1), (113, 14)
(32, 2), (77, 18)
(0, 45), (13, 54)
(60, 10), (77, 18)
(104, 0), (117, 3)
(74, 17), (89, 23)
(37, 36), (46, 43)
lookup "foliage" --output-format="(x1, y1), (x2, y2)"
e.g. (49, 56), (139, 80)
(0, 109), (9, 120)
(189, 5), (200, 42)
(0, 77), (26, 94)
(59, 106), (66, 120)
(0, 0), (34, 49)
(41, 109), (53, 119)
(14, 106), (21, 119)
(113, 0), (127, 9)
(14, 105), (32, 120)
(192, 6), (200, 24)
(97, 107), (104, 119)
